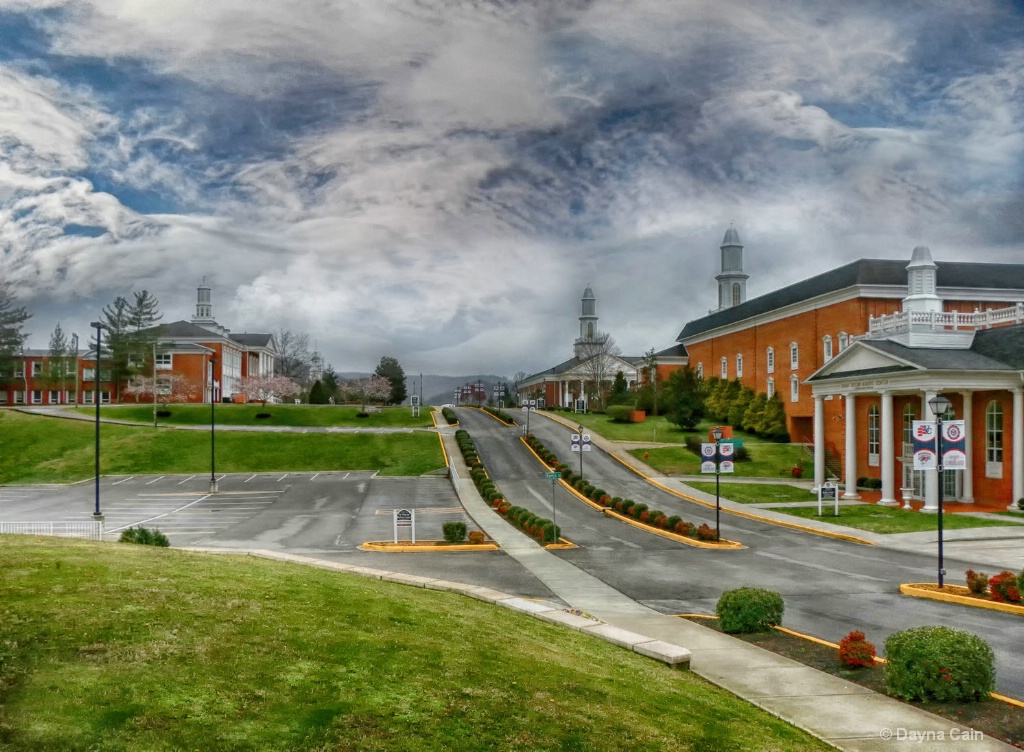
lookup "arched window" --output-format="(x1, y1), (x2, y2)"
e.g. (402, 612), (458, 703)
(696, 362), (703, 378)
(790, 375), (799, 403)
(868, 404), (880, 465)
(732, 283), (741, 307)
(720, 357), (728, 379)
(986, 401), (1004, 471)
(902, 404), (917, 450)
(587, 322), (594, 339)
(823, 335), (833, 362)
(736, 354), (743, 378)
(767, 377), (775, 398)
(838, 332), (849, 351)
(766, 347), (775, 374)
(790, 342), (799, 370)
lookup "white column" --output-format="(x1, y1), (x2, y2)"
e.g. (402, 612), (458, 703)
(843, 393), (861, 499)
(813, 395), (825, 492)
(1012, 388), (1024, 510)
(879, 391), (897, 506)
(960, 391), (974, 504)
(921, 390), (939, 512)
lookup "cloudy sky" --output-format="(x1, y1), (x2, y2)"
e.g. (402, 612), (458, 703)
(2, 1), (1023, 376)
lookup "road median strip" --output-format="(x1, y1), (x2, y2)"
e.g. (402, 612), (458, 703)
(899, 583), (1024, 617)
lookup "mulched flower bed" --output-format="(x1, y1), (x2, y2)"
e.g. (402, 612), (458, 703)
(683, 615), (1024, 749)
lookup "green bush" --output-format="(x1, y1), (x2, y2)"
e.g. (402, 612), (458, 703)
(606, 405), (636, 423)
(666, 515), (681, 531)
(630, 503), (648, 519)
(442, 521), (467, 543)
(884, 626), (995, 702)
(716, 587), (784, 634)
(118, 527), (169, 547)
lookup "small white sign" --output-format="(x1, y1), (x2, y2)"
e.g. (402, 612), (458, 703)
(393, 508), (416, 544)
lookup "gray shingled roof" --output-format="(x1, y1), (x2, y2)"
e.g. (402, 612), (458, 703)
(230, 333), (274, 348)
(655, 343), (687, 358)
(678, 259), (1024, 341)
(156, 320), (222, 338)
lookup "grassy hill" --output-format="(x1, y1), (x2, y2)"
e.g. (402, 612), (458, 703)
(71, 404), (436, 428)
(0, 411), (444, 484)
(0, 537), (832, 751)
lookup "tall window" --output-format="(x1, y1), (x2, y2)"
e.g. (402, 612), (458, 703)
(720, 357), (728, 379)
(696, 362), (703, 379)
(902, 404), (917, 451)
(838, 332), (849, 351)
(732, 283), (741, 307)
(986, 400), (1003, 466)
(736, 354), (743, 378)
(766, 347), (775, 374)
(790, 342), (799, 370)
(767, 377), (775, 398)
(31, 361), (42, 376)
(31, 390), (42, 405)
(14, 391), (25, 404)
(823, 336), (833, 362)
(790, 375), (799, 403)
(867, 404), (880, 466)
(0, 392), (7, 404)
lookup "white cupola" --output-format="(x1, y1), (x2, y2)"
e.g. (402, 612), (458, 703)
(715, 225), (748, 311)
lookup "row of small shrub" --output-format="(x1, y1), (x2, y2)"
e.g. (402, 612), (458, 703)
(489, 500), (561, 543)
(482, 405), (516, 425)
(440, 521), (486, 544)
(856, 476), (883, 490)
(964, 568), (1023, 602)
(606, 405), (642, 423)
(523, 433), (560, 467)
(526, 435), (720, 543)
(442, 407), (458, 425)
(715, 588), (995, 703)
(457, 429), (561, 545)
(683, 435), (751, 462)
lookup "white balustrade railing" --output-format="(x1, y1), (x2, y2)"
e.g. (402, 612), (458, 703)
(869, 303), (1024, 335)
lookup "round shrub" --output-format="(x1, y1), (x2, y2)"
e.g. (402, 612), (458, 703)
(988, 571), (1021, 603)
(467, 530), (485, 545)
(621, 500), (635, 515)
(442, 521), (467, 543)
(838, 630), (876, 668)
(884, 626), (995, 702)
(630, 503), (648, 519)
(666, 515), (681, 531)
(965, 569), (988, 595)
(716, 587), (784, 634)
(156, 409), (172, 418)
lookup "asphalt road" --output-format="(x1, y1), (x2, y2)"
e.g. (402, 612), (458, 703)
(3, 409), (1022, 697)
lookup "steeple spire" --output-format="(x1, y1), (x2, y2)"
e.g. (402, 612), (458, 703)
(192, 278), (215, 324)
(715, 225), (748, 311)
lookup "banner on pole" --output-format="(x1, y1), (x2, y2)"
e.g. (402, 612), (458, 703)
(912, 420), (937, 470)
(700, 443), (716, 474)
(941, 421), (966, 470)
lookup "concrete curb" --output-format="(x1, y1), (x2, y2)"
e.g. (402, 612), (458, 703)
(359, 541), (501, 552)
(180, 546), (691, 669)
(899, 583), (1024, 616)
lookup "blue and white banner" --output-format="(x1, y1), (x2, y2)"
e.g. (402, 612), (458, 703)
(912, 421), (937, 470)
(700, 442), (735, 474)
(941, 421), (966, 470)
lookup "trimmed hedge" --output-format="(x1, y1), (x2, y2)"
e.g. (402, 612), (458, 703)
(716, 587), (784, 634)
(885, 626), (995, 702)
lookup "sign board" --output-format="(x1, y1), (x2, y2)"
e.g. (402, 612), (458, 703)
(913, 420), (966, 470)
(818, 483), (839, 516)
(546, 471), (561, 480)
(700, 443), (717, 474)
(912, 420), (937, 470)
(700, 443), (734, 473)
(570, 433), (581, 452)
(941, 421), (966, 470)
(581, 434), (592, 452)
(392, 508), (416, 544)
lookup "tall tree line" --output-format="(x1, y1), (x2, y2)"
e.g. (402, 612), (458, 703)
(0, 279), (31, 387)
(94, 290), (163, 402)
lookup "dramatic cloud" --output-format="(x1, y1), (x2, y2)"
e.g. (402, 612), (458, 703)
(1, 0), (1022, 376)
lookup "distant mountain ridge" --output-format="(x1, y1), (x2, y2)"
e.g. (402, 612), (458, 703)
(334, 372), (513, 406)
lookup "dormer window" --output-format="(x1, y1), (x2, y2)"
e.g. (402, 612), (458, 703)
(823, 336), (833, 362)
(838, 332), (849, 351)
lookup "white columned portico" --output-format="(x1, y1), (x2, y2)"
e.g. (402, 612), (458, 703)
(843, 393), (860, 499)
(960, 391), (974, 504)
(1012, 388), (1024, 510)
(813, 396), (825, 491)
(921, 390), (939, 512)
(879, 391), (897, 505)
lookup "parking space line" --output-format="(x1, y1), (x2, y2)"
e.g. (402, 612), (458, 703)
(277, 474), (288, 482)
(311, 473), (319, 481)
(111, 477), (135, 485)
(145, 476), (166, 485)
(106, 494), (214, 533)
(244, 474), (257, 483)
(177, 475), (196, 485)
(342, 472), (349, 479)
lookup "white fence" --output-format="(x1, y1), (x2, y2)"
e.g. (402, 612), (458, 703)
(869, 302), (1024, 335)
(0, 521), (105, 540)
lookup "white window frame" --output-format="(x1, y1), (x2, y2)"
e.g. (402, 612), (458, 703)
(867, 404), (880, 466)
(790, 342), (799, 370)
(155, 353), (173, 369)
(13, 363), (24, 377)
(986, 400), (1003, 478)
(83, 368), (96, 381)
(766, 377), (774, 399)
(838, 332), (849, 351)
(823, 335), (833, 362)
(766, 347), (774, 374)
(789, 375), (799, 403)
(696, 362), (703, 379)
(100, 391), (111, 404)
(83, 391), (94, 404)
(720, 357), (728, 380)
(735, 354), (743, 378)
(0, 392), (7, 404)
(31, 361), (42, 376)
(30, 390), (43, 405)
(48, 390), (60, 404)
(13, 390), (25, 404)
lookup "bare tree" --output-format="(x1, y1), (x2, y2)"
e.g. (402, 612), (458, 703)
(274, 329), (312, 381)
(575, 333), (622, 411)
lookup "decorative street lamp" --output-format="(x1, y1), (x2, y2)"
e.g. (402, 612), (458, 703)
(712, 426), (724, 539)
(89, 321), (107, 520)
(209, 355), (218, 493)
(577, 424), (585, 479)
(928, 394), (952, 588)
(71, 333), (79, 405)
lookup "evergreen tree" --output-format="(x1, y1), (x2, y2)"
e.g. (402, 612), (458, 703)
(308, 380), (330, 404)
(99, 296), (132, 401)
(128, 290), (162, 383)
(609, 370), (631, 406)
(0, 279), (31, 387)
(742, 392), (768, 434)
(374, 356), (407, 404)
(703, 377), (723, 418)
(45, 323), (75, 398)
(727, 386), (755, 429)
(761, 393), (790, 441)
(663, 366), (706, 430)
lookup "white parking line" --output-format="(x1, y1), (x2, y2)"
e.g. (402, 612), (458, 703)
(111, 477), (135, 485)
(145, 476), (166, 485)
(311, 473), (319, 481)
(106, 494), (214, 533)
(277, 474), (288, 482)
(177, 475), (196, 485)
(342, 472), (349, 479)
(244, 474), (257, 483)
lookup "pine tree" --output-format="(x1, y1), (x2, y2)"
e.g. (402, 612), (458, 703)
(45, 323), (74, 397)
(727, 386), (755, 429)
(761, 393), (790, 441)
(663, 366), (706, 430)
(308, 380), (329, 404)
(127, 290), (163, 383)
(99, 296), (132, 402)
(742, 392), (768, 434)
(0, 279), (31, 387)
(374, 356), (407, 405)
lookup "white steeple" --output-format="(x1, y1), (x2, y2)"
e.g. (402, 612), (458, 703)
(574, 284), (606, 358)
(902, 245), (942, 314)
(193, 277), (215, 324)
(715, 225), (748, 311)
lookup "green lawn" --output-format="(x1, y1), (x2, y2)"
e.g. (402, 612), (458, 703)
(629, 444), (808, 478)
(71, 403), (435, 428)
(773, 504), (1024, 534)
(684, 482), (814, 504)
(0, 411), (444, 483)
(0, 537), (832, 752)
(555, 411), (696, 443)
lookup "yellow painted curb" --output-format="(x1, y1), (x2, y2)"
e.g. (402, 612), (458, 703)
(468, 405), (518, 427)
(519, 436), (561, 473)
(543, 539), (577, 550)
(603, 508), (745, 549)
(436, 428), (451, 468)
(609, 453), (876, 547)
(361, 541), (500, 552)
(899, 583), (1024, 616)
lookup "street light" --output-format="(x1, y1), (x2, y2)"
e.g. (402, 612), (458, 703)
(71, 333), (79, 405)
(577, 424), (585, 479)
(89, 321), (107, 520)
(712, 427), (724, 540)
(928, 394), (952, 588)
(17, 346), (28, 403)
(209, 355), (218, 493)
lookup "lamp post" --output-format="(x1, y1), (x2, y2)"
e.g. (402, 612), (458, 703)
(209, 356), (218, 493)
(712, 427), (724, 539)
(928, 394), (951, 588)
(71, 333), (79, 405)
(18, 346), (28, 403)
(577, 424), (585, 479)
(89, 321), (107, 520)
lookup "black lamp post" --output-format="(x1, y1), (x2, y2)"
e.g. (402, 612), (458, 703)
(89, 321), (107, 520)
(209, 356), (218, 493)
(928, 394), (951, 588)
(712, 427), (724, 539)
(577, 424), (585, 479)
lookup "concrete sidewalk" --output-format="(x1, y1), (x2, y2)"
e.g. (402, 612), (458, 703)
(437, 420), (1016, 751)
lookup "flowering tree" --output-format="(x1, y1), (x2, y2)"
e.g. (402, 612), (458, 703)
(123, 374), (202, 405)
(343, 375), (392, 413)
(236, 375), (302, 406)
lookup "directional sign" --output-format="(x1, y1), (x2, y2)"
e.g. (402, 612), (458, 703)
(546, 471), (561, 479)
